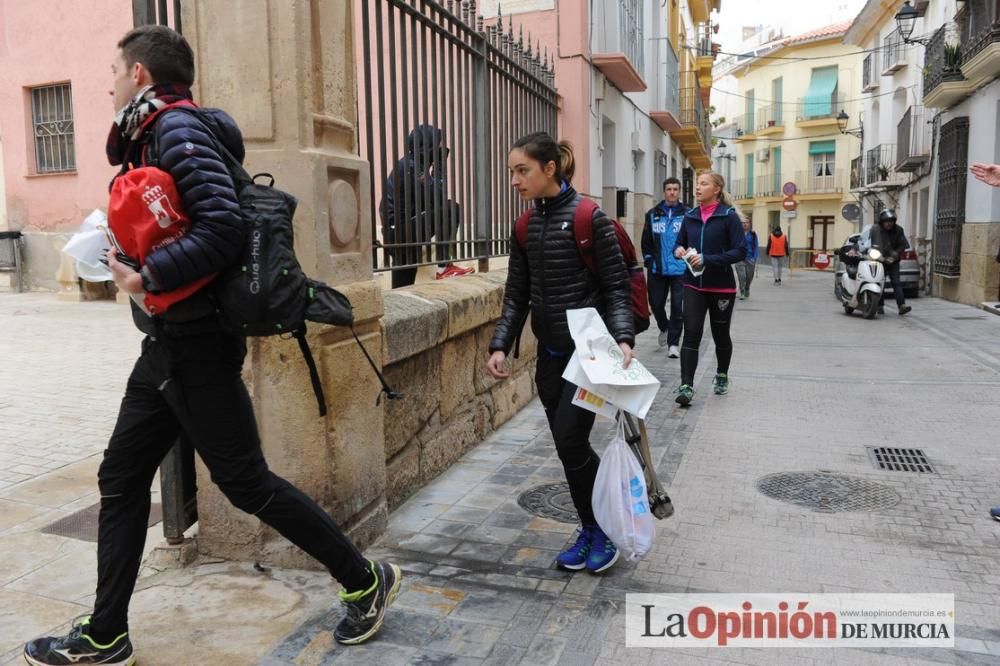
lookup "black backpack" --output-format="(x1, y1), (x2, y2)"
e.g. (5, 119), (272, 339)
(148, 107), (399, 415)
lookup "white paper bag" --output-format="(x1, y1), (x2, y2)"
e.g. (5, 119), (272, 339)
(62, 210), (112, 282)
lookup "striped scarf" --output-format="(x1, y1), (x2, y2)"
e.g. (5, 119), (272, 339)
(106, 82), (192, 167)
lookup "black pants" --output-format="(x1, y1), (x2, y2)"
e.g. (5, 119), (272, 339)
(881, 260), (906, 307)
(388, 202), (462, 288)
(646, 272), (684, 346)
(679, 288), (736, 386)
(534, 350), (599, 526)
(91, 332), (372, 636)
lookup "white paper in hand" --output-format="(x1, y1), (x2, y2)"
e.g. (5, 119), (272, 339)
(562, 308), (660, 418)
(62, 210), (112, 282)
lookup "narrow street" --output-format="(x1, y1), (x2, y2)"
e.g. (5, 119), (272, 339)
(2, 271), (1000, 665)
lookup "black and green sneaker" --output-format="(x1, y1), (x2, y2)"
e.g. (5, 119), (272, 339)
(24, 616), (134, 665)
(713, 373), (730, 395)
(334, 560), (402, 645)
(675, 384), (694, 406)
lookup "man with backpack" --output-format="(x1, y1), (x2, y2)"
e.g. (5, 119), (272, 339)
(641, 177), (687, 358)
(23, 26), (399, 666)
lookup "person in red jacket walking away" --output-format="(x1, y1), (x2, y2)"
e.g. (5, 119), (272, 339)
(767, 225), (789, 284)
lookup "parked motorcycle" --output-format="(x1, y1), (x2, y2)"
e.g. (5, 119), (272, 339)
(835, 246), (885, 319)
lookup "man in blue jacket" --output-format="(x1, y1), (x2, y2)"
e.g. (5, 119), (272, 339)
(23, 26), (398, 666)
(641, 177), (688, 357)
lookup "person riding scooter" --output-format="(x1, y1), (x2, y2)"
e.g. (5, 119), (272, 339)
(871, 209), (912, 315)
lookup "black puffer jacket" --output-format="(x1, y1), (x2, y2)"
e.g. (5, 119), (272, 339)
(490, 186), (634, 355)
(143, 108), (246, 291)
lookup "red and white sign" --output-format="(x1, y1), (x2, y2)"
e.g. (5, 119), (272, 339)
(781, 197), (797, 211)
(813, 253), (830, 270)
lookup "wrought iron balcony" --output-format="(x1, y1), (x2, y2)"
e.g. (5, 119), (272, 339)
(650, 39), (681, 131)
(959, 0), (1000, 83)
(923, 24), (969, 107)
(795, 93), (846, 124)
(882, 28), (906, 73)
(592, 0), (646, 91)
(795, 169), (844, 195)
(864, 144), (896, 185)
(756, 104), (784, 133)
(730, 178), (753, 201)
(896, 106), (931, 172)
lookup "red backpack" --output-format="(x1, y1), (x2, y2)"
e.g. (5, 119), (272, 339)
(107, 99), (215, 316)
(514, 198), (650, 335)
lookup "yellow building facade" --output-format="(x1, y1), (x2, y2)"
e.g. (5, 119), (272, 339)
(723, 24), (864, 265)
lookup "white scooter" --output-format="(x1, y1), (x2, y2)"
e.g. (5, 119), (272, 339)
(835, 247), (886, 319)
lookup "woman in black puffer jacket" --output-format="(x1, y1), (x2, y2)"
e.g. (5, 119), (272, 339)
(487, 132), (633, 574)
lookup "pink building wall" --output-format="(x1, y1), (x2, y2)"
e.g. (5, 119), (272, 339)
(486, 6), (594, 197)
(0, 0), (132, 233)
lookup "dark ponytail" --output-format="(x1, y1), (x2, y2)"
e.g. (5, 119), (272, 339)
(512, 132), (575, 184)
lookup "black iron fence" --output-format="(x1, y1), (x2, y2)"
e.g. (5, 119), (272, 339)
(883, 28), (905, 71)
(358, 0), (557, 274)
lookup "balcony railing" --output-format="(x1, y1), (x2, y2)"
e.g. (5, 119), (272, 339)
(755, 171), (782, 197)
(862, 53), (878, 91)
(756, 104), (784, 131)
(734, 113), (756, 137)
(795, 169), (844, 194)
(924, 24), (965, 96)
(655, 38), (680, 117)
(696, 21), (718, 58)
(795, 93), (846, 121)
(882, 28), (906, 72)
(593, 0), (645, 77)
(960, 0), (1000, 62)
(864, 144), (896, 185)
(850, 156), (863, 189)
(678, 87), (705, 135)
(896, 105), (931, 172)
(730, 178), (752, 200)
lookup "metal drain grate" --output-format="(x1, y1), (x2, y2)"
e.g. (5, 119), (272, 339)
(41, 502), (162, 542)
(517, 483), (578, 523)
(756, 472), (901, 513)
(867, 447), (935, 473)
(951, 316), (986, 321)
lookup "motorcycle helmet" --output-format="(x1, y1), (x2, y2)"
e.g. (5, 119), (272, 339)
(878, 209), (897, 225)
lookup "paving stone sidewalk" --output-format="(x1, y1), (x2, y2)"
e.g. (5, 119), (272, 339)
(3, 274), (1000, 665)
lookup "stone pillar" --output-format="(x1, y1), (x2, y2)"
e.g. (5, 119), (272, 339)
(182, 0), (387, 570)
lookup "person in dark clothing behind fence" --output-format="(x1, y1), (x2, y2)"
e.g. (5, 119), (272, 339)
(23, 26), (399, 666)
(673, 171), (747, 406)
(487, 132), (634, 574)
(379, 124), (473, 288)
(641, 176), (688, 358)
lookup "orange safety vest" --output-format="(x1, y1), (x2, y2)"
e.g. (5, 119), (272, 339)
(769, 234), (787, 257)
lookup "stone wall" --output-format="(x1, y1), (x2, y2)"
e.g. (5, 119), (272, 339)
(933, 221), (1000, 304)
(381, 271), (537, 509)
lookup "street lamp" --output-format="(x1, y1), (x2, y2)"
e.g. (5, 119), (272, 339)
(895, 1), (929, 46)
(837, 110), (863, 139)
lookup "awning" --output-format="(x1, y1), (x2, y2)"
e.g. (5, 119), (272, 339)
(809, 140), (836, 155)
(803, 67), (838, 118)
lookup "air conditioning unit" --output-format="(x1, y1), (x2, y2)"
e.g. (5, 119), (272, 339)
(756, 148), (770, 163)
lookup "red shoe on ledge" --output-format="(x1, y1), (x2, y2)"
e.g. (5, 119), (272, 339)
(435, 263), (475, 279)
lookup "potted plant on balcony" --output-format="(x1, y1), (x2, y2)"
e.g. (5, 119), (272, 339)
(877, 164), (890, 181)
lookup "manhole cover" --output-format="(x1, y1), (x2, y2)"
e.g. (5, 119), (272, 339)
(41, 502), (162, 542)
(517, 483), (578, 523)
(756, 472), (900, 513)
(867, 447), (935, 473)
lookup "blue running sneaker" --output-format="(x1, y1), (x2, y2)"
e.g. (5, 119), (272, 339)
(586, 525), (619, 573)
(990, 506), (1000, 522)
(24, 616), (134, 665)
(556, 526), (592, 570)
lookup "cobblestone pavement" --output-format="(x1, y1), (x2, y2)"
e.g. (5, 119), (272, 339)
(3, 274), (1000, 665)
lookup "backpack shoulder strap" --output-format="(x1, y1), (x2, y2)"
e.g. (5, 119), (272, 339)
(514, 209), (532, 251)
(138, 100), (199, 168)
(572, 197), (601, 274)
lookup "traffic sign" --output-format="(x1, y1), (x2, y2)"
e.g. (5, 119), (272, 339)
(841, 203), (860, 221)
(782, 182), (798, 196)
(813, 253), (831, 270)
(781, 197), (797, 211)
